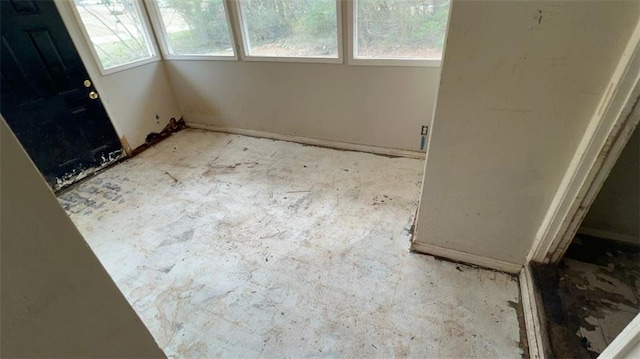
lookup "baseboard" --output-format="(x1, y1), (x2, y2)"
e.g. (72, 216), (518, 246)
(186, 122), (426, 160)
(410, 241), (522, 274)
(520, 264), (551, 359)
(577, 227), (640, 245)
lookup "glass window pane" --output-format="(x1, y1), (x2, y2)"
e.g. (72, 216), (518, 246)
(355, 0), (450, 60)
(73, 0), (154, 69)
(155, 0), (234, 56)
(239, 0), (339, 58)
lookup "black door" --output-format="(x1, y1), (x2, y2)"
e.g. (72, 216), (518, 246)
(1, 0), (123, 190)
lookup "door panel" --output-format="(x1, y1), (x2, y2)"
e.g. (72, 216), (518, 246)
(1, 0), (123, 190)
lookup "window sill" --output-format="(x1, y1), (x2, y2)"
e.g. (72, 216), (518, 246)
(161, 54), (238, 62)
(348, 58), (442, 67)
(240, 56), (344, 64)
(99, 56), (162, 76)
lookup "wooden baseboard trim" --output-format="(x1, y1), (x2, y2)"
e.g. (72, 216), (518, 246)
(410, 241), (522, 274)
(186, 123), (426, 160)
(520, 264), (551, 359)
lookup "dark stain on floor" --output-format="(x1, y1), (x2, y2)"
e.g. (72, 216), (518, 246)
(532, 235), (640, 358)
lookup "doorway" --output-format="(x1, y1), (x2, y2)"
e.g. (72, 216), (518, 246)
(531, 124), (639, 358)
(1, 0), (123, 190)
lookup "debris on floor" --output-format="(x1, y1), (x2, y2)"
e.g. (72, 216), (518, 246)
(533, 235), (639, 358)
(131, 117), (187, 156)
(59, 129), (526, 358)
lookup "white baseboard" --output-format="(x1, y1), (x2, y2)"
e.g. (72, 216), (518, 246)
(520, 264), (550, 359)
(410, 241), (522, 274)
(577, 227), (640, 245)
(186, 123), (426, 160)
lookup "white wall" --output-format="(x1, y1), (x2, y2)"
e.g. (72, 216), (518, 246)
(54, 1), (181, 152)
(413, 0), (640, 266)
(97, 61), (181, 151)
(167, 61), (439, 151)
(0, 119), (165, 358)
(55, 0), (437, 153)
(580, 125), (639, 244)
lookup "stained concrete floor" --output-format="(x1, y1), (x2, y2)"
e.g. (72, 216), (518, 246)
(59, 129), (524, 358)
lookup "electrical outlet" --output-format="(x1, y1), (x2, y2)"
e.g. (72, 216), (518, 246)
(154, 114), (160, 124)
(421, 125), (429, 136)
(420, 125), (429, 151)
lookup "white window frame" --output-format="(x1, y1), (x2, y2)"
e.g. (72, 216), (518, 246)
(67, 0), (161, 75)
(234, 0), (343, 64)
(145, 0), (238, 61)
(347, 0), (443, 67)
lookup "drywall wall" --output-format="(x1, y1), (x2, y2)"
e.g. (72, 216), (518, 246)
(54, 0), (181, 151)
(413, 0), (640, 266)
(0, 118), (165, 358)
(166, 61), (438, 151)
(580, 125), (639, 244)
(96, 61), (181, 151)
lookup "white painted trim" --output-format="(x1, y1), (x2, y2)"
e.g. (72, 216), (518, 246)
(233, 0), (343, 64)
(598, 313), (640, 359)
(577, 227), (640, 245)
(240, 55), (343, 64)
(66, 0), (161, 75)
(144, 0), (239, 61)
(520, 265), (550, 359)
(186, 122), (426, 159)
(410, 241), (522, 274)
(528, 20), (640, 264)
(346, 0), (445, 67)
(349, 57), (442, 68)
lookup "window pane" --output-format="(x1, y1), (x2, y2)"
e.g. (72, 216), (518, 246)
(355, 0), (450, 60)
(240, 0), (339, 58)
(155, 0), (234, 56)
(73, 0), (154, 69)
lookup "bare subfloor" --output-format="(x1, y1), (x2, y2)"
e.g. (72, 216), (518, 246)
(534, 235), (639, 358)
(59, 129), (524, 358)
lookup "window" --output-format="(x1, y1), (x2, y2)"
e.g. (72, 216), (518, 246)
(71, 0), (158, 73)
(352, 0), (450, 64)
(149, 0), (236, 59)
(237, 0), (341, 62)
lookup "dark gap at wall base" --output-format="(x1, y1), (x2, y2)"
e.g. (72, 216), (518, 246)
(408, 249), (518, 276)
(56, 118), (186, 196)
(131, 117), (187, 156)
(296, 142), (407, 159)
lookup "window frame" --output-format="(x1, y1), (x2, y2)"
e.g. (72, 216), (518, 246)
(67, 0), (161, 75)
(347, 0), (443, 67)
(234, 0), (343, 64)
(145, 0), (239, 61)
